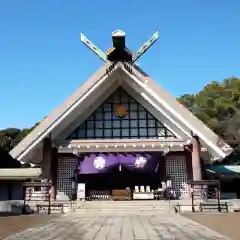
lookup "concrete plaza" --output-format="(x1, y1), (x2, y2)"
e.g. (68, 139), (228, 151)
(4, 212), (230, 240)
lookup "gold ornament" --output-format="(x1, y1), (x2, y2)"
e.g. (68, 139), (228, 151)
(114, 104), (128, 118)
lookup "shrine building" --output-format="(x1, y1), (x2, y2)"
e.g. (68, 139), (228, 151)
(8, 30), (233, 201)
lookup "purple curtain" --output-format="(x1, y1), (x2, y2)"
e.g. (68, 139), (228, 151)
(78, 152), (161, 174)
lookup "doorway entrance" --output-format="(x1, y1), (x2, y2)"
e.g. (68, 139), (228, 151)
(78, 165), (161, 200)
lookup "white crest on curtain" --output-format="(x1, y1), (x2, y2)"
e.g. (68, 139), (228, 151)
(93, 156), (106, 169)
(135, 156), (147, 168)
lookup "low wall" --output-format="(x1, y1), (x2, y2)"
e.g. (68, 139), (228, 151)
(0, 200), (24, 214)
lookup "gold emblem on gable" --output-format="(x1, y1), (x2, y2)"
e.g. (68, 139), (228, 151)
(114, 104), (128, 118)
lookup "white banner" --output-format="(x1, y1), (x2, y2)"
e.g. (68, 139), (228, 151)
(77, 183), (85, 200)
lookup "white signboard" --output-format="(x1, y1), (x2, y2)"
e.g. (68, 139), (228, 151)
(133, 192), (154, 200)
(77, 183), (85, 200)
(166, 180), (172, 188)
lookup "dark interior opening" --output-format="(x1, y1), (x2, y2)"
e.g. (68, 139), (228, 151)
(77, 166), (160, 191)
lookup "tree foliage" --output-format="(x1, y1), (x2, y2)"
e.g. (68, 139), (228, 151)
(0, 122), (41, 152)
(178, 77), (240, 145)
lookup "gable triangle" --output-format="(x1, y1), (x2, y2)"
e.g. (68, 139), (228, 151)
(67, 87), (176, 140)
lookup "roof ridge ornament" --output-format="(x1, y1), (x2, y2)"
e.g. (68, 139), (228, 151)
(80, 30), (160, 64)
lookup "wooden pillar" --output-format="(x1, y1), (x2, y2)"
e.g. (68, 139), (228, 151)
(185, 148), (193, 197)
(50, 147), (58, 200)
(42, 137), (58, 200)
(42, 137), (52, 179)
(191, 136), (202, 181)
(158, 154), (166, 184)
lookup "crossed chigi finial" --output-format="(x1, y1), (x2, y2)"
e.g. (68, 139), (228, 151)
(80, 29), (159, 66)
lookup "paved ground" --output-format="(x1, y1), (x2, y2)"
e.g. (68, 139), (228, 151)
(3, 212), (229, 240)
(0, 214), (56, 239)
(185, 212), (240, 240)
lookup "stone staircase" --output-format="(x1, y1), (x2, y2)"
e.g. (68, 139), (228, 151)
(22, 198), (240, 214)
(73, 200), (174, 215)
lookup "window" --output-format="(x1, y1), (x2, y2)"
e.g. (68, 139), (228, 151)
(67, 88), (176, 140)
(104, 129), (112, 138)
(139, 120), (147, 128)
(104, 103), (111, 111)
(104, 121), (112, 128)
(113, 121), (121, 128)
(95, 129), (103, 138)
(122, 129), (129, 137)
(148, 119), (156, 128)
(130, 121), (138, 128)
(113, 129), (120, 137)
(95, 121), (103, 128)
(139, 128), (147, 136)
(122, 120), (129, 128)
(104, 112), (112, 120)
(130, 103), (138, 111)
(148, 128), (156, 137)
(78, 129), (85, 138)
(139, 111), (146, 119)
(87, 130), (94, 138)
(130, 128), (138, 136)
(130, 112), (137, 119)
(95, 113), (102, 120)
(87, 121), (94, 128)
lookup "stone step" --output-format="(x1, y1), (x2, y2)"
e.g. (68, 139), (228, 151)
(26, 200), (201, 214)
(75, 200), (173, 213)
(78, 206), (168, 210)
(73, 209), (170, 216)
(77, 206), (170, 210)
(74, 206), (173, 214)
(81, 205), (171, 209)
(79, 204), (169, 209)
(81, 200), (172, 205)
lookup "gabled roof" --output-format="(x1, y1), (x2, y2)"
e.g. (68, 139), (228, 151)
(10, 62), (233, 162)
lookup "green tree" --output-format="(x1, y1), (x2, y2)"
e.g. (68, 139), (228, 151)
(178, 77), (240, 145)
(0, 118), (43, 151)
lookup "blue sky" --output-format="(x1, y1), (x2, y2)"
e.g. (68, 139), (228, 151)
(1, 1), (240, 129)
